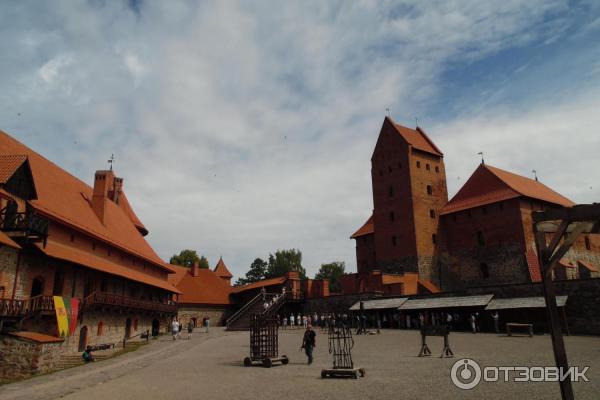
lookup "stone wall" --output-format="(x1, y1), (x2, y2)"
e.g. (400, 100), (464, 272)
(177, 306), (228, 327)
(0, 336), (63, 382)
(303, 278), (600, 335)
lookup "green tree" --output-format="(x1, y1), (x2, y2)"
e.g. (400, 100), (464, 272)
(265, 249), (306, 279)
(169, 250), (209, 268)
(234, 258), (268, 286)
(315, 261), (346, 293)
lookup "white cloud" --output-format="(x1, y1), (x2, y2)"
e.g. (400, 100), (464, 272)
(0, 0), (597, 280)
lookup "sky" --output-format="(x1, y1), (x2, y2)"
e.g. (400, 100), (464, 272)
(1, 0), (599, 280)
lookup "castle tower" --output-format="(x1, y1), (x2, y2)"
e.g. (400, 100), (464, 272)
(355, 116), (448, 283)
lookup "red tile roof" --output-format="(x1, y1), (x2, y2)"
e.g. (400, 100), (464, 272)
(0, 154), (27, 184)
(36, 241), (179, 293)
(0, 187), (15, 200)
(232, 276), (287, 293)
(351, 215), (374, 238)
(526, 247), (542, 282)
(441, 164), (574, 215)
(0, 130), (173, 273)
(168, 265), (232, 305)
(9, 331), (64, 343)
(388, 117), (443, 156)
(0, 231), (21, 249)
(116, 192), (148, 235)
(214, 257), (233, 278)
(578, 260), (598, 272)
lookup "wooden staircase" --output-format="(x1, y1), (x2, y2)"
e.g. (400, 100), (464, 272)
(226, 292), (292, 331)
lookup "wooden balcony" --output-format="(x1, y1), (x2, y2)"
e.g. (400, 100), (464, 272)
(0, 207), (49, 243)
(0, 295), (54, 318)
(81, 292), (177, 314)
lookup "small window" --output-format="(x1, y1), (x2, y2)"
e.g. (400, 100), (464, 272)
(133, 319), (138, 331)
(432, 234), (437, 244)
(92, 243), (96, 251)
(585, 236), (591, 251)
(389, 186), (394, 197)
(477, 231), (485, 247)
(390, 211), (395, 222)
(392, 236), (397, 247)
(426, 163), (430, 171)
(429, 209), (435, 219)
(416, 161), (421, 168)
(97, 321), (104, 336)
(70, 234), (75, 243)
(427, 185), (432, 195)
(107, 249), (111, 256)
(480, 263), (490, 279)
(435, 166), (439, 173)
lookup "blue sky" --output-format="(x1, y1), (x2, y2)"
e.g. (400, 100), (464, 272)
(1, 1), (599, 279)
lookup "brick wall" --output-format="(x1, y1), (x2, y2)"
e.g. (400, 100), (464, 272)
(0, 336), (63, 382)
(0, 245), (19, 297)
(355, 233), (376, 274)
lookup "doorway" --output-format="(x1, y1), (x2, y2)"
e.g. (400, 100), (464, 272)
(152, 319), (160, 336)
(125, 318), (132, 339)
(78, 326), (88, 352)
(30, 277), (44, 297)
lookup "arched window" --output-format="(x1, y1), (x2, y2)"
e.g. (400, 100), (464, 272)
(427, 185), (432, 195)
(133, 318), (138, 331)
(97, 321), (104, 336)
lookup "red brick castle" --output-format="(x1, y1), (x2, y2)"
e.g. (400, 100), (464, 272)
(351, 117), (600, 291)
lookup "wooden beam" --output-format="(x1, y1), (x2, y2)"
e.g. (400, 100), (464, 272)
(533, 203), (600, 224)
(536, 220), (599, 234)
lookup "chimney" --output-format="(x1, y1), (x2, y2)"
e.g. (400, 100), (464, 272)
(92, 170), (114, 223)
(112, 177), (124, 204)
(191, 261), (199, 277)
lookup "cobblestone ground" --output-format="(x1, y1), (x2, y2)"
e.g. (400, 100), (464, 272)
(1, 328), (598, 400)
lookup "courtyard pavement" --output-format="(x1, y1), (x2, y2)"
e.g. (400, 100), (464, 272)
(1, 328), (598, 400)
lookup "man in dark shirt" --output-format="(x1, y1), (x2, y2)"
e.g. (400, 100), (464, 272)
(301, 324), (316, 365)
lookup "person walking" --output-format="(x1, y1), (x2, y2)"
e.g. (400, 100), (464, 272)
(187, 320), (194, 339)
(301, 324), (316, 365)
(171, 318), (179, 340)
(204, 316), (210, 333)
(470, 314), (477, 334)
(282, 315), (287, 329)
(290, 313), (295, 328)
(492, 311), (500, 334)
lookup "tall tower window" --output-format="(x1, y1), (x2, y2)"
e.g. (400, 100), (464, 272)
(416, 161), (421, 168)
(477, 231), (485, 246)
(392, 236), (397, 247)
(585, 236), (591, 250)
(432, 234), (437, 244)
(429, 209), (436, 218)
(427, 185), (433, 195)
(390, 211), (395, 221)
(426, 163), (430, 171)
(480, 263), (490, 279)
(435, 166), (439, 173)
(389, 186), (394, 197)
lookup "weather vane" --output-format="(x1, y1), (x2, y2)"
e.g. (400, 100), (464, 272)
(385, 107), (390, 117)
(532, 169), (538, 181)
(477, 151), (484, 165)
(108, 154), (115, 171)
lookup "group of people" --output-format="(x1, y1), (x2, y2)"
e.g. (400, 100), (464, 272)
(281, 312), (343, 331)
(171, 316), (211, 340)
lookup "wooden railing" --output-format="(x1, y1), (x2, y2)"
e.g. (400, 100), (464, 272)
(0, 298), (26, 316)
(226, 292), (264, 328)
(0, 295), (54, 317)
(0, 207), (49, 241)
(81, 292), (177, 314)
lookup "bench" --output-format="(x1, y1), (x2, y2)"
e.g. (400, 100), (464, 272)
(506, 323), (533, 337)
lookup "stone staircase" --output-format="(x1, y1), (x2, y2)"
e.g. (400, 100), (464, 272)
(54, 347), (120, 370)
